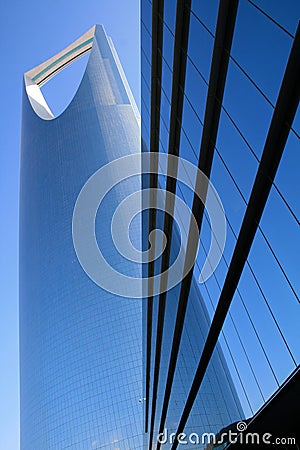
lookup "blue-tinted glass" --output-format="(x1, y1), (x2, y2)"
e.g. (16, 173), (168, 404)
(20, 26), (143, 449)
(141, 0), (299, 447)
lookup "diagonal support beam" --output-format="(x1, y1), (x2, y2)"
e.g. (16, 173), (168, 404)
(155, 1), (240, 447)
(145, 0), (165, 434)
(171, 21), (300, 450)
(148, 0), (192, 448)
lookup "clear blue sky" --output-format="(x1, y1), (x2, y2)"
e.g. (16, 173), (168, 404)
(0, 2), (139, 449)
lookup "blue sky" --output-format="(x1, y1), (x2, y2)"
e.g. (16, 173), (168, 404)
(0, 2), (139, 449)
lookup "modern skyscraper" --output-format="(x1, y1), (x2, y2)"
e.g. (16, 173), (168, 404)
(20, 20), (243, 450)
(20, 2), (300, 449)
(141, 0), (299, 449)
(20, 25), (143, 449)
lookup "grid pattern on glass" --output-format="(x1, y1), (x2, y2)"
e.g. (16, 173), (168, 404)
(141, 0), (299, 448)
(20, 25), (143, 450)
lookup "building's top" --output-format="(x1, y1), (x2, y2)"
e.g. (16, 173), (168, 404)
(24, 25), (96, 120)
(25, 26), (95, 87)
(23, 24), (140, 123)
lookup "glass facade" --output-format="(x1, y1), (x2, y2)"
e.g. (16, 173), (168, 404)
(20, 3), (299, 450)
(20, 25), (143, 449)
(142, 1), (299, 449)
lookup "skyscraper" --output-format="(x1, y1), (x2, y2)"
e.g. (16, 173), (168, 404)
(20, 25), (143, 449)
(20, 20), (243, 450)
(20, 2), (300, 449)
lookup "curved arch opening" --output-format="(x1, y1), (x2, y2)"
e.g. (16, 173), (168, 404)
(24, 26), (95, 120)
(40, 52), (90, 117)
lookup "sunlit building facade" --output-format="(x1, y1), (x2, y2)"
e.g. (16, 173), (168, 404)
(20, 1), (300, 449)
(20, 25), (143, 449)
